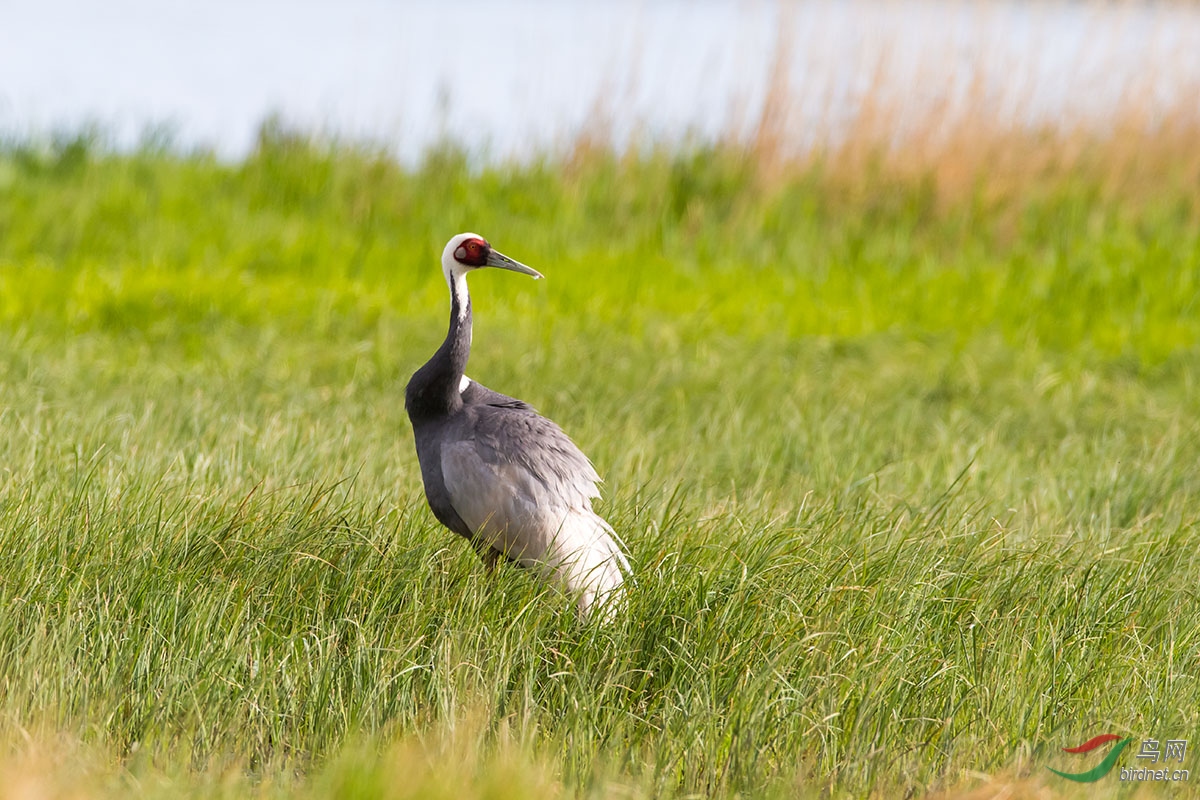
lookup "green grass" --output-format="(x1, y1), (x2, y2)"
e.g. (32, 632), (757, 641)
(0, 131), (1197, 798)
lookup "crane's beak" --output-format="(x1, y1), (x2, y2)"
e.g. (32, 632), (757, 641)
(486, 249), (543, 279)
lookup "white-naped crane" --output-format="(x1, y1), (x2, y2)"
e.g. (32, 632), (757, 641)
(404, 233), (629, 619)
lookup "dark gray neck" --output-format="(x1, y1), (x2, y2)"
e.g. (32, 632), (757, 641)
(405, 272), (470, 420)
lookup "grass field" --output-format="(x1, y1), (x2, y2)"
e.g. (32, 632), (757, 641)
(0, 125), (1198, 798)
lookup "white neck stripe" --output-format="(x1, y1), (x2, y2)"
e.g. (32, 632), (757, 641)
(450, 271), (470, 323)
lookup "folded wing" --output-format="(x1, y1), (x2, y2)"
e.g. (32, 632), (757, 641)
(440, 404), (628, 616)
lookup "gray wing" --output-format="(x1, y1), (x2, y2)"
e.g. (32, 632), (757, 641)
(459, 376), (536, 412)
(439, 404), (627, 613)
(442, 404), (602, 527)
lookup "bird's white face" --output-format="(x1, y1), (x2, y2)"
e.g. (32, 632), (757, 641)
(442, 232), (486, 286)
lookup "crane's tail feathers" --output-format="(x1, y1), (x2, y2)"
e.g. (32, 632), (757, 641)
(544, 509), (629, 622)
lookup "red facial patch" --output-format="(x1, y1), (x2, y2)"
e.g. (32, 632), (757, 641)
(453, 237), (490, 266)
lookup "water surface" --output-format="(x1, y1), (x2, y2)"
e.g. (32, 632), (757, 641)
(2, 1), (1197, 160)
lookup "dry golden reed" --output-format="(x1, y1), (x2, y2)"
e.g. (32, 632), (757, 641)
(577, 1), (1200, 215)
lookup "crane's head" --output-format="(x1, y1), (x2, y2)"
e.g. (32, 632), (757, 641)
(441, 232), (543, 286)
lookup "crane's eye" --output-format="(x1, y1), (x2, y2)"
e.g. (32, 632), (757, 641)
(454, 238), (490, 266)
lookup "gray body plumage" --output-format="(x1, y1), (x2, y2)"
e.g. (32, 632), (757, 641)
(405, 234), (628, 617)
(460, 377), (533, 412)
